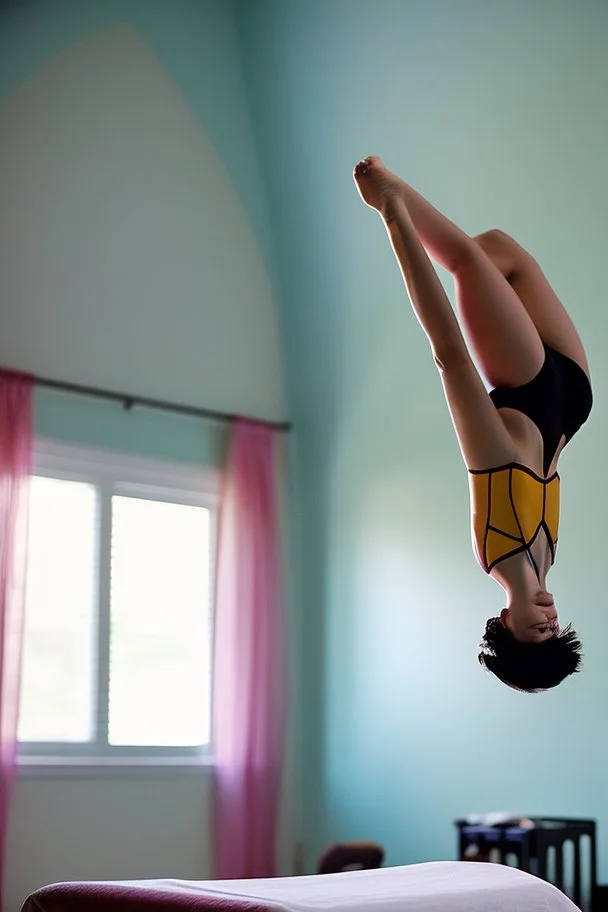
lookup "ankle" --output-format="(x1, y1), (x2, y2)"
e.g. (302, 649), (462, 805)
(380, 195), (408, 224)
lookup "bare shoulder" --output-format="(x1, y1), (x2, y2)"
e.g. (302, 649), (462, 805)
(437, 356), (517, 471)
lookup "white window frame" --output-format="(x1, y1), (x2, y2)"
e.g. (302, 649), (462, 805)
(18, 438), (219, 775)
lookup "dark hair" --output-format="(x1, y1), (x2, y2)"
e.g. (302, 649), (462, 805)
(478, 617), (583, 692)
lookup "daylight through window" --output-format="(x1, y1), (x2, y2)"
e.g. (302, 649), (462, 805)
(18, 444), (216, 761)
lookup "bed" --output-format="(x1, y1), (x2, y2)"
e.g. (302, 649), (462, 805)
(21, 861), (581, 912)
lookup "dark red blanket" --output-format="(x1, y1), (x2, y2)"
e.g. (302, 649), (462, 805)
(22, 883), (276, 912)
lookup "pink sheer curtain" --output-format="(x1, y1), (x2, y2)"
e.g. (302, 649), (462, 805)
(0, 369), (33, 906)
(212, 418), (285, 879)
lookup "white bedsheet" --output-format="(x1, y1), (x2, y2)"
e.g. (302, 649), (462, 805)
(110, 861), (580, 912)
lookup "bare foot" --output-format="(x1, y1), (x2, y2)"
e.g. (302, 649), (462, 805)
(353, 156), (405, 216)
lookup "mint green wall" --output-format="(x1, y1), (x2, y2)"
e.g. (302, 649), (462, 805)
(34, 389), (227, 466)
(1, 2), (288, 908)
(0, 0), (284, 466)
(0, 0), (274, 265)
(237, 0), (607, 875)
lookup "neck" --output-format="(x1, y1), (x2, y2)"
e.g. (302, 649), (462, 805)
(492, 551), (546, 599)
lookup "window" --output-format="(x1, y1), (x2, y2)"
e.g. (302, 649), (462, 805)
(18, 440), (217, 766)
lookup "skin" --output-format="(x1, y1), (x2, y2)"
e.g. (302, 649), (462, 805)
(353, 156), (590, 644)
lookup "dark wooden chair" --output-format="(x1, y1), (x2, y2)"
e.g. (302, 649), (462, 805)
(455, 816), (597, 911)
(317, 841), (385, 874)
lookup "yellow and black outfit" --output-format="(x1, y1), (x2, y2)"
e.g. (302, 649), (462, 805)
(470, 464), (559, 574)
(469, 346), (592, 577)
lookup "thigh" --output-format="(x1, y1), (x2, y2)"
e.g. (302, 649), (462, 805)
(475, 229), (590, 378)
(437, 357), (517, 471)
(453, 244), (546, 389)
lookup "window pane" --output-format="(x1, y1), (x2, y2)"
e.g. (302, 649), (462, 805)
(19, 476), (97, 742)
(108, 496), (212, 747)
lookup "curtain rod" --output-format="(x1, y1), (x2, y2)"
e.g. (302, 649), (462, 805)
(34, 375), (292, 433)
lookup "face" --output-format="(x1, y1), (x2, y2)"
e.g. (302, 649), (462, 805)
(501, 590), (559, 643)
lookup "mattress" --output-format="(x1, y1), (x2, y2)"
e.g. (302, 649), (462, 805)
(22, 862), (580, 912)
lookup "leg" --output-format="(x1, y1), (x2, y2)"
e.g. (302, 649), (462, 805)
(353, 162), (468, 367)
(473, 229), (590, 377)
(355, 158), (545, 389)
(452, 245), (545, 388)
(352, 159), (516, 471)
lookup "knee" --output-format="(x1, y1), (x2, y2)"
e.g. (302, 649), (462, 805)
(473, 228), (512, 252)
(449, 230), (512, 275)
(472, 229), (517, 276)
(447, 234), (490, 274)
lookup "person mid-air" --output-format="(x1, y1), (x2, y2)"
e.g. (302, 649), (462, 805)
(354, 156), (592, 692)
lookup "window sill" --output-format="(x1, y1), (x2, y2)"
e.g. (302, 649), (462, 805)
(17, 755), (215, 779)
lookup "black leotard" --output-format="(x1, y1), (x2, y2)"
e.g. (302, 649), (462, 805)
(468, 346), (592, 579)
(489, 346), (592, 476)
